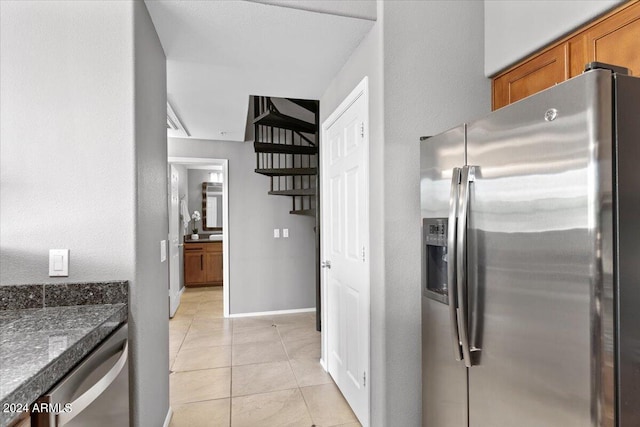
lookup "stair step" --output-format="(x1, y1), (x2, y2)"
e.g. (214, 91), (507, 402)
(286, 98), (319, 113)
(254, 142), (317, 155)
(268, 188), (316, 196)
(255, 168), (317, 176)
(289, 208), (316, 216)
(253, 110), (316, 133)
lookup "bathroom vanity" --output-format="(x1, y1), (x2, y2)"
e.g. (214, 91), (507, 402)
(183, 240), (223, 287)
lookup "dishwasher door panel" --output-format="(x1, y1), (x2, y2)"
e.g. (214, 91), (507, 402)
(31, 324), (129, 427)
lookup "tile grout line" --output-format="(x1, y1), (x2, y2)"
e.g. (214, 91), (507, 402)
(184, 290), (229, 423)
(169, 312), (195, 373)
(276, 317), (316, 425)
(169, 288), (228, 419)
(172, 289), (333, 426)
(297, 369), (317, 425)
(230, 385), (303, 399)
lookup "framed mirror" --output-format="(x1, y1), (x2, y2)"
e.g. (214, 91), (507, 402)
(202, 182), (223, 231)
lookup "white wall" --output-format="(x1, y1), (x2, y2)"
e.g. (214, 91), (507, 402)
(252, 0), (377, 20)
(485, 0), (622, 76)
(0, 2), (169, 426)
(383, 1), (491, 426)
(382, 1), (489, 424)
(0, 1), (136, 283)
(132, 1), (170, 426)
(320, 13), (386, 424)
(168, 138), (316, 314)
(321, 1), (490, 425)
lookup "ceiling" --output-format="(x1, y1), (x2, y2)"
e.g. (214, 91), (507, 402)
(145, 0), (375, 142)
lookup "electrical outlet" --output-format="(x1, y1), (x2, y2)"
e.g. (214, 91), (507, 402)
(283, 228), (289, 238)
(274, 228), (280, 238)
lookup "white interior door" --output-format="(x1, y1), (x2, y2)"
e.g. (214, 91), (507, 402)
(168, 165), (181, 317)
(322, 78), (369, 426)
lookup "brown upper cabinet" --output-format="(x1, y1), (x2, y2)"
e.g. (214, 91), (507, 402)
(493, 1), (640, 110)
(493, 44), (568, 110)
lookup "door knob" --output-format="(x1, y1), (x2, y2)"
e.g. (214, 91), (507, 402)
(321, 260), (332, 269)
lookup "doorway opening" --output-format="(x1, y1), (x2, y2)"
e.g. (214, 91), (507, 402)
(168, 157), (230, 318)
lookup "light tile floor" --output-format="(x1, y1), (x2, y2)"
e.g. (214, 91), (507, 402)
(169, 287), (361, 427)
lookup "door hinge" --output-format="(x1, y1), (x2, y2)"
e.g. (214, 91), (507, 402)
(361, 246), (365, 262)
(360, 122), (365, 138)
(363, 371), (366, 387)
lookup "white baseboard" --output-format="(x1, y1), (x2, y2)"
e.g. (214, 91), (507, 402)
(320, 358), (328, 372)
(229, 307), (315, 318)
(163, 406), (173, 427)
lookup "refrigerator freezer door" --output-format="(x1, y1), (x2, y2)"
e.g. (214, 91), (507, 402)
(421, 126), (467, 427)
(420, 125), (466, 220)
(422, 297), (468, 427)
(466, 70), (614, 427)
(614, 74), (640, 427)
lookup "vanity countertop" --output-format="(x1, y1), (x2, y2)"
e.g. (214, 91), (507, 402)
(184, 237), (222, 243)
(0, 281), (128, 427)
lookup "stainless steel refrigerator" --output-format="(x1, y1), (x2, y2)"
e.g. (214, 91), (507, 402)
(420, 66), (640, 427)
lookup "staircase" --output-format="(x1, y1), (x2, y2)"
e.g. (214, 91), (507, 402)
(252, 95), (321, 330)
(253, 96), (319, 216)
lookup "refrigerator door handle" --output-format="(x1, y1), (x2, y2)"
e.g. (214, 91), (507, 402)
(447, 167), (463, 361)
(457, 165), (476, 367)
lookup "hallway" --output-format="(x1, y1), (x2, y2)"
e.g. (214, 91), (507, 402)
(168, 287), (361, 426)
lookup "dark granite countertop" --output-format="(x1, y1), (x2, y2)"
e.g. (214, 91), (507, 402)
(0, 281), (128, 427)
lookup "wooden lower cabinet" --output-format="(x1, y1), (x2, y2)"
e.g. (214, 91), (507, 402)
(493, 1), (640, 110)
(184, 241), (223, 287)
(205, 248), (223, 284)
(184, 250), (206, 285)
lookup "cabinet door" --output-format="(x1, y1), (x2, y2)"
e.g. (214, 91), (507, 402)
(204, 242), (223, 285)
(585, 1), (640, 77)
(184, 251), (205, 285)
(493, 44), (568, 110)
(205, 252), (223, 284)
(567, 34), (588, 78)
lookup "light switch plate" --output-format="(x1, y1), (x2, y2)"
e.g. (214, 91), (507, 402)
(49, 249), (69, 277)
(283, 228), (289, 238)
(160, 240), (167, 262)
(274, 228), (280, 238)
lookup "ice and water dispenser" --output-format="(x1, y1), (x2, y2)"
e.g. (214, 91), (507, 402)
(422, 218), (449, 304)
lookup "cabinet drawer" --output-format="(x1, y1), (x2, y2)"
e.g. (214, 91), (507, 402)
(205, 242), (222, 253)
(184, 244), (204, 251)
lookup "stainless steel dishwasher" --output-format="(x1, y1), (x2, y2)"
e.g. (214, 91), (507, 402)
(31, 324), (129, 427)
